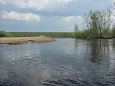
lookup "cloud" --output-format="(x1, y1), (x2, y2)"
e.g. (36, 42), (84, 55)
(0, 0), (73, 10)
(1, 11), (40, 22)
(0, 0), (5, 4)
(58, 0), (73, 3)
(0, 0), (112, 32)
(113, 0), (115, 3)
(62, 16), (84, 23)
(60, 16), (85, 30)
(0, 0), (48, 10)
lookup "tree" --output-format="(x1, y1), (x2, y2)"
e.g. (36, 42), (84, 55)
(74, 24), (79, 38)
(0, 30), (12, 37)
(0, 31), (7, 37)
(84, 9), (112, 38)
(112, 24), (115, 37)
(74, 24), (79, 32)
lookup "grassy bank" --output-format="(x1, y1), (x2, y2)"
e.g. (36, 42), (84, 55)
(74, 29), (114, 39)
(0, 30), (114, 39)
(9, 32), (75, 38)
(0, 31), (75, 38)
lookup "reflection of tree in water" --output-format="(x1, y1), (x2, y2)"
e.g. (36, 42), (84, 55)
(90, 39), (110, 63)
(112, 38), (115, 48)
(74, 38), (79, 47)
(86, 39), (114, 86)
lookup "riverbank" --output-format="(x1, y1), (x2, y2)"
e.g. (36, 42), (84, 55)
(9, 31), (115, 39)
(0, 31), (114, 39)
(0, 37), (55, 45)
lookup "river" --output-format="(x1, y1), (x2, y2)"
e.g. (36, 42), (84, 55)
(0, 38), (115, 86)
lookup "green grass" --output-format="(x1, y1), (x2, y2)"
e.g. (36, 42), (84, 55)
(9, 32), (75, 38)
(75, 29), (113, 39)
(0, 30), (114, 39)
(0, 31), (12, 37)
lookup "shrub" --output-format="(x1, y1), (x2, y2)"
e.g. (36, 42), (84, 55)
(0, 31), (12, 37)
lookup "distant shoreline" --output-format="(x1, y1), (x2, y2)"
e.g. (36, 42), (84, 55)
(0, 37), (56, 45)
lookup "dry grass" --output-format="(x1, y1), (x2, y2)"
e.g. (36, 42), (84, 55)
(0, 37), (55, 45)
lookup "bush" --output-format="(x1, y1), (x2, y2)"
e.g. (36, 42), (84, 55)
(74, 29), (98, 39)
(0, 31), (12, 37)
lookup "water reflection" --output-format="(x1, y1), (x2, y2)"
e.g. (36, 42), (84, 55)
(89, 39), (110, 63)
(0, 39), (115, 86)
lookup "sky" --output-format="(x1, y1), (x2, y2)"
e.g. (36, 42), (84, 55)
(0, 0), (113, 32)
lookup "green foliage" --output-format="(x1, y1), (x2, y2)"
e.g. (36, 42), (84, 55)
(0, 31), (12, 37)
(0, 30), (113, 39)
(0, 29), (112, 39)
(102, 29), (112, 38)
(84, 9), (111, 38)
(9, 32), (75, 38)
(74, 29), (113, 39)
(75, 29), (97, 39)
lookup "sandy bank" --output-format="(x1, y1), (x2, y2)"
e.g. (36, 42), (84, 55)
(0, 37), (55, 45)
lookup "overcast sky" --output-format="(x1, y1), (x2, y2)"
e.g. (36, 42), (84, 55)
(0, 0), (112, 32)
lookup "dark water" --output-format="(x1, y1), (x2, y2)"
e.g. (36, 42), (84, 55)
(0, 38), (115, 86)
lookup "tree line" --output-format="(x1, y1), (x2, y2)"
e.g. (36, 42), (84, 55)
(0, 31), (75, 38)
(74, 9), (115, 39)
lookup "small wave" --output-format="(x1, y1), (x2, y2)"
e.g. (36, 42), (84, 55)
(42, 78), (115, 86)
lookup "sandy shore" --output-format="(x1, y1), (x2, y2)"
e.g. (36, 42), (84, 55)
(0, 37), (55, 45)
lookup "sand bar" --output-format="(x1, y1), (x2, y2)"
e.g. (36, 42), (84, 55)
(0, 37), (55, 45)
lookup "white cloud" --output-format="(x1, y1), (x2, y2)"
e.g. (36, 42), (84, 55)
(0, 0), (73, 10)
(113, 0), (115, 3)
(1, 11), (40, 22)
(58, 0), (73, 3)
(61, 16), (85, 30)
(0, 0), (48, 10)
(62, 16), (84, 22)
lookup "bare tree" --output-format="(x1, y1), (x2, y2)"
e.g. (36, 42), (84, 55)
(74, 24), (79, 38)
(84, 9), (112, 38)
(112, 24), (115, 37)
(74, 24), (79, 32)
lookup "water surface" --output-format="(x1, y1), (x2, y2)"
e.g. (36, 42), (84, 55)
(0, 38), (115, 86)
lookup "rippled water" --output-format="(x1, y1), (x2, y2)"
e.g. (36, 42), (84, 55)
(0, 38), (115, 86)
